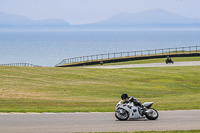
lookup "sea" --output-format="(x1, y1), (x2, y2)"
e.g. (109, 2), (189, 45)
(0, 30), (200, 66)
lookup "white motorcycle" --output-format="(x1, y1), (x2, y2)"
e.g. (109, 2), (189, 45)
(115, 97), (159, 120)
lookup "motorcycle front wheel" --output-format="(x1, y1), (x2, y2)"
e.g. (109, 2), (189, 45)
(145, 108), (159, 120)
(115, 109), (129, 121)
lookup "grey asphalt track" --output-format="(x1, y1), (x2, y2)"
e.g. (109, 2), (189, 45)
(0, 110), (200, 133)
(83, 61), (200, 69)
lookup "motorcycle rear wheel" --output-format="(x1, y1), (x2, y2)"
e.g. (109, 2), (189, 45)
(115, 109), (129, 121)
(145, 108), (159, 120)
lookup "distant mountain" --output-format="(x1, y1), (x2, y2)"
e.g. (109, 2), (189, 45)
(0, 11), (70, 28)
(1, 9), (200, 30)
(89, 9), (200, 27)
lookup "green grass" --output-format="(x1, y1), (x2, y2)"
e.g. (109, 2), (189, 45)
(0, 64), (200, 112)
(93, 130), (200, 133)
(92, 56), (200, 66)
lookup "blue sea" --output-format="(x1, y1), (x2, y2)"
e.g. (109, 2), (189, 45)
(0, 30), (200, 66)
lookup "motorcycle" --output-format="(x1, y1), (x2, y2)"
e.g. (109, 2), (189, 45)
(115, 97), (159, 120)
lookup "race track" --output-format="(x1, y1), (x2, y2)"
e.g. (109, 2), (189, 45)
(0, 110), (200, 133)
(83, 61), (200, 69)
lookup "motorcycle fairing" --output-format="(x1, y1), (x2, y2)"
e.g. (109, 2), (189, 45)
(116, 102), (144, 119)
(142, 102), (153, 108)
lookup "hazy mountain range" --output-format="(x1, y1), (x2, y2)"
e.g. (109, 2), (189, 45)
(95, 9), (200, 25)
(0, 11), (70, 28)
(1, 9), (200, 30)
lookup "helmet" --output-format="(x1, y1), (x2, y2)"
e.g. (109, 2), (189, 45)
(121, 93), (128, 100)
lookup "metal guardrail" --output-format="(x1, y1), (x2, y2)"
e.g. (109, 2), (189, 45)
(0, 63), (41, 67)
(55, 46), (200, 67)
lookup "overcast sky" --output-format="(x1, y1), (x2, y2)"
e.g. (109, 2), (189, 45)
(0, 0), (200, 24)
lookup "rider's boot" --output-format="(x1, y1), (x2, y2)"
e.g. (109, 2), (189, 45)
(141, 105), (148, 115)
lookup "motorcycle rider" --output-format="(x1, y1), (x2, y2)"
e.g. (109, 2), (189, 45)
(115, 93), (158, 120)
(120, 93), (143, 107)
(120, 93), (147, 115)
(120, 93), (129, 104)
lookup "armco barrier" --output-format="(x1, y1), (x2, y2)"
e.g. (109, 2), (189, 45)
(55, 46), (200, 67)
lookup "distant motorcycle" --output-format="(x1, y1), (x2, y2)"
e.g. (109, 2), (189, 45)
(166, 56), (174, 64)
(115, 97), (159, 120)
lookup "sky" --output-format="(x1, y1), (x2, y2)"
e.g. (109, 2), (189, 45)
(0, 0), (200, 25)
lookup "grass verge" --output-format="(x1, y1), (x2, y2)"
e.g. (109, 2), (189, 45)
(0, 64), (200, 112)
